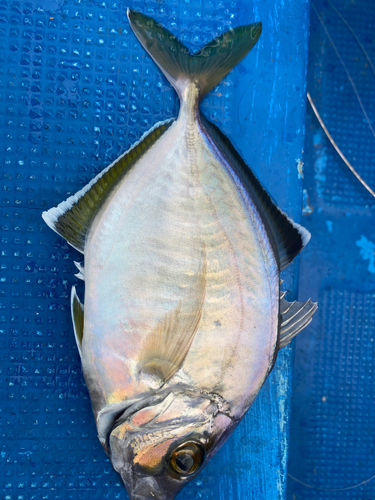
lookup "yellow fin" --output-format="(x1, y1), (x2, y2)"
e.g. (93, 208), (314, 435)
(140, 247), (207, 386)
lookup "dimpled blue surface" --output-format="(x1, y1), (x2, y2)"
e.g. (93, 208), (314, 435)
(0, 0), (310, 499)
(288, 0), (375, 498)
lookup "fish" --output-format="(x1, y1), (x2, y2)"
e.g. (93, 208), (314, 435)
(42, 9), (317, 500)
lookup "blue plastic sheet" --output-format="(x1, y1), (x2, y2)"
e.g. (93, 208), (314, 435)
(0, 0), (310, 498)
(288, 0), (375, 498)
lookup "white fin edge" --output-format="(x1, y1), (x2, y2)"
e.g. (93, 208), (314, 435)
(74, 261), (84, 281)
(282, 209), (311, 248)
(74, 261), (84, 274)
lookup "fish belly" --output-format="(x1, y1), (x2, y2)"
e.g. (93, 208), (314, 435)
(82, 119), (279, 418)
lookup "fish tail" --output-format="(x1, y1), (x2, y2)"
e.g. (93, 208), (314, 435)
(127, 9), (262, 100)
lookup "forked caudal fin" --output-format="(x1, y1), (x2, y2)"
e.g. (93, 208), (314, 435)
(127, 9), (262, 100)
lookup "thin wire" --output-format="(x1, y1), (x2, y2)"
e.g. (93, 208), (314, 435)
(288, 472), (375, 492)
(307, 92), (375, 198)
(327, 0), (375, 78)
(311, 3), (375, 140)
(291, 1), (375, 491)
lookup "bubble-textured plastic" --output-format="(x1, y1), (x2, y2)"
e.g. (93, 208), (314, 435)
(0, 0), (310, 499)
(288, 0), (375, 498)
(306, 0), (375, 208)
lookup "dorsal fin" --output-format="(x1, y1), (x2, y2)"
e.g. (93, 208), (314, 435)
(279, 297), (318, 349)
(42, 119), (174, 253)
(139, 247), (207, 388)
(71, 286), (84, 357)
(201, 116), (311, 270)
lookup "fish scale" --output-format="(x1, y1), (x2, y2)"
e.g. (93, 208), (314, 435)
(43, 9), (317, 500)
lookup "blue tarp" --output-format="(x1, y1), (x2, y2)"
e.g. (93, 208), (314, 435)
(288, 0), (375, 498)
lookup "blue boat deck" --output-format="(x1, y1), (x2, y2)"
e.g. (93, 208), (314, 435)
(288, 1), (375, 498)
(0, 0), (310, 498)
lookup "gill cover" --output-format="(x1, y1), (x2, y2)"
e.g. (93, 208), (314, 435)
(108, 391), (233, 500)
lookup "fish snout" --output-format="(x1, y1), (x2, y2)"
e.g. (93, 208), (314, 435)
(129, 477), (166, 500)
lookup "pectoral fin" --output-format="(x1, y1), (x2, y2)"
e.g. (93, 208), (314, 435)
(139, 248), (207, 386)
(279, 297), (318, 349)
(71, 286), (84, 357)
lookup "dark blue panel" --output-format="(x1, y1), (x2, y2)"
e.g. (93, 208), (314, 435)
(0, 0), (310, 498)
(288, 0), (375, 498)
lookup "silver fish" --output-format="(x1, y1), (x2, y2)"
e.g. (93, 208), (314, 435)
(42, 9), (317, 500)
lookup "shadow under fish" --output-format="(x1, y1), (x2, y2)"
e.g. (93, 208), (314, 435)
(42, 9), (317, 500)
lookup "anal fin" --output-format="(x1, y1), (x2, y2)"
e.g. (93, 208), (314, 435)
(71, 286), (84, 357)
(279, 296), (318, 349)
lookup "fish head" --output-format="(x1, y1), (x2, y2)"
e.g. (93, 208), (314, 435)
(108, 389), (234, 500)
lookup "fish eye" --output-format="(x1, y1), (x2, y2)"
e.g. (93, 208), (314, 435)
(169, 442), (205, 476)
